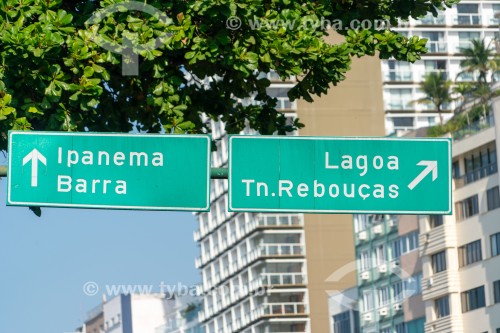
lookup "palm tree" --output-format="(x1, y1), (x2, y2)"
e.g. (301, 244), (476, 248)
(458, 38), (500, 83)
(414, 72), (452, 126)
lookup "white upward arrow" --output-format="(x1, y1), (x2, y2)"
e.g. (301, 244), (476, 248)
(408, 160), (438, 190)
(22, 148), (47, 187)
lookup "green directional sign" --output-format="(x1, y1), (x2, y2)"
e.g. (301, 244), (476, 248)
(229, 136), (452, 214)
(7, 131), (211, 211)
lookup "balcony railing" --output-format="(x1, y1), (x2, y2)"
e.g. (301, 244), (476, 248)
(260, 243), (304, 256)
(276, 97), (297, 111)
(196, 215), (303, 268)
(263, 302), (308, 316)
(384, 71), (413, 82)
(417, 14), (445, 25)
(261, 272), (307, 286)
(386, 100), (413, 110)
(257, 214), (303, 227)
(454, 163), (498, 188)
(452, 114), (494, 141)
(454, 14), (481, 25)
(426, 41), (447, 53)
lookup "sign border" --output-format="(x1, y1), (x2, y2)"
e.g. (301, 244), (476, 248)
(7, 131), (212, 211)
(228, 135), (452, 215)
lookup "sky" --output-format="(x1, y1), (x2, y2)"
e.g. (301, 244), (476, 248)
(0, 173), (200, 333)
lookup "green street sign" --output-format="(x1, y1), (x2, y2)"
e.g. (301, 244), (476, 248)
(229, 136), (452, 214)
(7, 131), (211, 211)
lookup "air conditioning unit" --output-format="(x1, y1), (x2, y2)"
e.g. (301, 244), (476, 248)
(360, 271), (370, 280)
(427, 278), (433, 288)
(393, 303), (403, 311)
(378, 307), (388, 316)
(363, 313), (373, 322)
(390, 260), (400, 271)
(373, 224), (383, 234)
(388, 219), (397, 228)
(358, 231), (368, 240)
(378, 264), (387, 273)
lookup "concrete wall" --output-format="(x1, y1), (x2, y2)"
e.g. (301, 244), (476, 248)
(297, 33), (385, 333)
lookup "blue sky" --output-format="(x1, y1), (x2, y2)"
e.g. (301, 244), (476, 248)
(0, 176), (200, 333)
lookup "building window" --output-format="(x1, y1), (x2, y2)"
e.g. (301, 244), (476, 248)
(456, 4), (480, 25)
(359, 251), (371, 271)
(457, 32), (481, 51)
(332, 311), (352, 333)
(392, 280), (404, 302)
(424, 59), (447, 76)
(374, 244), (386, 266)
(386, 60), (412, 81)
(392, 231), (419, 259)
(458, 239), (482, 267)
(487, 186), (500, 211)
(461, 148), (498, 186)
(494, 280), (500, 304)
(461, 286), (486, 312)
(362, 290), (374, 312)
(378, 286), (390, 307)
(432, 251), (447, 273)
(492, 233), (500, 257)
(430, 215), (444, 228)
(422, 33), (446, 53)
(380, 328), (391, 333)
(387, 88), (412, 110)
(455, 194), (479, 221)
(392, 239), (401, 259)
(435, 295), (450, 318)
(393, 117), (414, 127)
(395, 323), (405, 333)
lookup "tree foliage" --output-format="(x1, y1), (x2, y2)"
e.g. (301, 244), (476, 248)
(414, 72), (452, 125)
(458, 38), (500, 84)
(0, 0), (458, 151)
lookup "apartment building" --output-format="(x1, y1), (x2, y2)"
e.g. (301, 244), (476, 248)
(417, 96), (500, 333)
(350, 214), (425, 333)
(155, 296), (204, 333)
(194, 41), (386, 333)
(382, 0), (500, 135)
(76, 294), (204, 333)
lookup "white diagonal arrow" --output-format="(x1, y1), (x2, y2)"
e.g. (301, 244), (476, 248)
(22, 148), (47, 187)
(408, 160), (438, 190)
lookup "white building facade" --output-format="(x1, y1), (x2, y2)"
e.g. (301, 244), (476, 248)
(194, 74), (312, 333)
(418, 96), (500, 333)
(382, 0), (500, 135)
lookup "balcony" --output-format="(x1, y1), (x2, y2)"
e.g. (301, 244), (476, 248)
(422, 270), (460, 301)
(257, 71), (296, 83)
(425, 315), (463, 333)
(262, 302), (308, 316)
(419, 223), (456, 257)
(452, 114), (495, 142)
(257, 214), (303, 228)
(417, 14), (446, 25)
(261, 272), (307, 286)
(426, 41), (447, 53)
(454, 163), (498, 188)
(276, 97), (297, 111)
(384, 71), (413, 82)
(193, 229), (201, 241)
(197, 215), (303, 269)
(453, 14), (481, 25)
(259, 243), (305, 257)
(386, 100), (413, 110)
